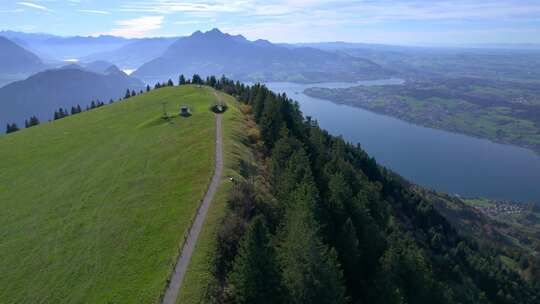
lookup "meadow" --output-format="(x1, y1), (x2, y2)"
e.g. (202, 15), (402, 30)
(0, 85), (234, 303)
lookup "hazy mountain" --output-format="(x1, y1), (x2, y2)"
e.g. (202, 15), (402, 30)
(0, 36), (47, 88)
(0, 67), (144, 129)
(133, 29), (391, 83)
(0, 36), (45, 73)
(83, 37), (178, 70)
(0, 31), (131, 61)
(83, 60), (116, 74)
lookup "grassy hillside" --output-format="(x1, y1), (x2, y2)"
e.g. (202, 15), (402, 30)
(177, 96), (254, 303)
(0, 85), (235, 303)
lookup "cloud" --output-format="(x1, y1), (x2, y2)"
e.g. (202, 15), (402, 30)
(119, 0), (247, 14)
(17, 2), (51, 11)
(101, 16), (165, 38)
(78, 9), (110, 15)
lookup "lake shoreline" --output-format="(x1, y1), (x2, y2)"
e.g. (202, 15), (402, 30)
(304, 91), (540, 156)
(266, 80), (540, 205)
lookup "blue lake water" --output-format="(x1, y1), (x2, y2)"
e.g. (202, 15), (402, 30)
(266, 80), (540, 204)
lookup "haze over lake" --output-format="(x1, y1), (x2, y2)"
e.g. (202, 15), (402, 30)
(266, 80), (540, 205)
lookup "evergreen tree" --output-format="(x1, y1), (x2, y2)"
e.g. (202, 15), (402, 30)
(167, 79), (174, 86)
(6, 123), (19, 133)
(252, 89), (267, 122)
(146, 84), (151, 92)
(278, 183), (347, 304)
(259, 96), (284, 150)
(124, 89), (131, 99)
(27, 116), (39, 127)
(179, 74), (186, 85)
(131, 90), (136, 97)
(227, 216), (283, 304)
(336, 218), (362, 300)
(192, 74), (203, 84)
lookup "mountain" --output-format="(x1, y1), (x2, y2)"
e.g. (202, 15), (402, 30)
(0, 31), (132, 61)
(83, 60), (116, 74)
(0, 36), (47, 88)
(83, 37), (178, 70)
(199, 78), (540, 304)
(133, 29), (391, 83)
(1, 77), (539, 303)
(0, 36), (44, 73)
(0, 66), (144, 129)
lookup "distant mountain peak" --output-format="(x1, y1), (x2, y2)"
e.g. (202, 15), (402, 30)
(59, 63), (84, 70)
(104, 65), (123, 75)
(191, 30), (203, 37)
(207, 28), (223, 34)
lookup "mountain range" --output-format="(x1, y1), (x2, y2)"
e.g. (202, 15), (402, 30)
(82, 37), (178, 71)
(0, 65), (144, 129)
(132, 29), (391, 83)
(0, 31), (131, 61)
(0, 36), (47, 87)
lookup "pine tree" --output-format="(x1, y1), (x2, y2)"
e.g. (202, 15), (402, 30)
(27, 116), (39, 127)
(146, 84), (151, 92)
(179, 74), (186, 85)
(167, 79), (174, 86)
(278, 183), (347, 304)
(227, 217), (283, 304)
(336, 218), (362, 300)
(192, 74), (202, 85)
(252, 89), (267, 122)
(259, 96), (284, 150)
(124, 89), (131, 99)
(6, 123), (19, 133)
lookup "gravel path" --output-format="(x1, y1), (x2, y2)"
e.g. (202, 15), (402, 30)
(161, 93), (223, 304)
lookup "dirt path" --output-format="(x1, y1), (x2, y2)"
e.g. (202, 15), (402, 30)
(161, 92), (223, 304)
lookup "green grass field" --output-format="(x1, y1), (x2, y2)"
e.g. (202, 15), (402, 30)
(0, 85), (237, 303)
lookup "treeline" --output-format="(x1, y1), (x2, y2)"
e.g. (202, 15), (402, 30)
(196, 77), (539, 304)
(5, 87), (147, 134)
(4, 73), (231, 134)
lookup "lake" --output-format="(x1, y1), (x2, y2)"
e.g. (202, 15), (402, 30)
(265, 80), (540, 204)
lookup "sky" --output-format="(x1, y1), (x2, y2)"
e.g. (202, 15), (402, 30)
(1, 0), (540, 45)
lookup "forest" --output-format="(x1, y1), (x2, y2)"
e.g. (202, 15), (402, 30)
(188, 76), (540, 304)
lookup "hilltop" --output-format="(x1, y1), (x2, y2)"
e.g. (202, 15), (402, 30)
(1, 76), (539, 304)
(0, 84), (243, 303)
(0, 66), (144, 130)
